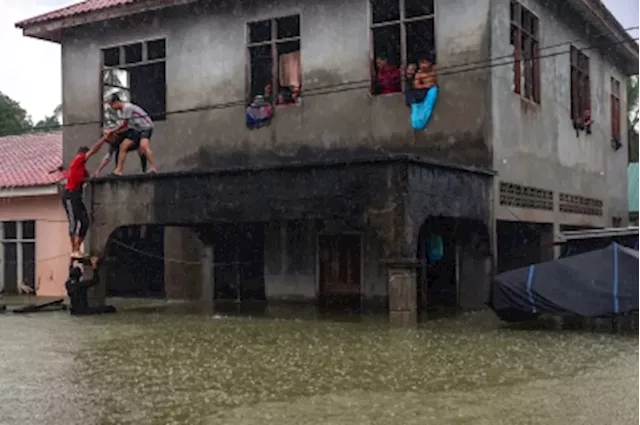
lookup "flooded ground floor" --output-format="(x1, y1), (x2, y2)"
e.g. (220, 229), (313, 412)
(0, 299), (637, 425)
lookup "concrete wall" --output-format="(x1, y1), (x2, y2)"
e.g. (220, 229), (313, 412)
(264, 219), (387, 304)
(0, 194), (69, 297)
(491, 0), (629, 227)
(61, 0), (493, 172)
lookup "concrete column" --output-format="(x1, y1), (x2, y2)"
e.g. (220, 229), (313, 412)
(385, 259), (419, 327)
(552, 221), (561, 259)
(538, 223), (556, 262)
(201, 244), (214, 312)
(164, 227), (204, 300)
(86, 223), (118, 308)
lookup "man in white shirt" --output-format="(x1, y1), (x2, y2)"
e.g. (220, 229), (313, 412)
(106, 94), (158, 176)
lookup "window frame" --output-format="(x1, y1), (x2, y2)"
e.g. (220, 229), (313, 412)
(610, 76), (622, 141)
(510, 0), (541, 104)
(368, 0), (436, 94)
(245, 14), (302, 104)
(100, 38), (168, 127)
(0, 220), (36, 294)
(570, 45), (591, 124)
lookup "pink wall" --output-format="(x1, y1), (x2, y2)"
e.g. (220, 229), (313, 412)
(0, 192), (70, 297)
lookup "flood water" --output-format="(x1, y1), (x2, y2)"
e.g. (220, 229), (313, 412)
(0, 300), (637, 425)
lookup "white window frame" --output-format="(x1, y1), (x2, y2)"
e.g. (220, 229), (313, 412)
(0, 221), (36, 293)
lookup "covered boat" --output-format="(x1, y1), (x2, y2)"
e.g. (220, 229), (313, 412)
(489, 243), (639, 323)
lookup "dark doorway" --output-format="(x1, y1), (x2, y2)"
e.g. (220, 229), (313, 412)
(318, 234), (362, 310)
(213, 223), (266, 301)
(105, 225), (165, 297)
(496, 220), (551, 273)
(416, 217), (458, 311)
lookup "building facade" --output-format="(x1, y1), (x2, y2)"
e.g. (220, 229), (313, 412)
(17, 0), (638, 323)
(0, 132), (69, 297)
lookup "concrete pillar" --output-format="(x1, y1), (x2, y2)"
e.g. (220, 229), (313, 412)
(201, 244), (214, 311)
(552, 221), (561, 259)
(86, 223), (118, 308)
(163, 227), (204, 300)
(538, 223), (556, 262)
(385, 259), (419, 327)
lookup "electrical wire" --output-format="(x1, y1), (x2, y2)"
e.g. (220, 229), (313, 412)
(0, 33), (636, 269)
(3, 28), (637, 135)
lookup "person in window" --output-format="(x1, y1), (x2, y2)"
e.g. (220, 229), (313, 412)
(404, 63), (417, 106)
(374, 55), (401, 95)
(106, 94), (159, 176)
(263, 84), (274, 104)
(246, 84), (274, 129)
(410, 55), (439, 130)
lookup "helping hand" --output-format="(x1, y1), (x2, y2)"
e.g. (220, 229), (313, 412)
(90, 256), (99, 269)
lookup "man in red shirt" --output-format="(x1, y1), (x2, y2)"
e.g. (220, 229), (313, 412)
(60, 137), (107, 258)
(374, 55), (401, 95)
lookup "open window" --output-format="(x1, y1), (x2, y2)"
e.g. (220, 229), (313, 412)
(0, 221), (36, 294)
(570, 46), (590, 128)
(247, 15), (301, 106)
(510, 1), (540, 103)
(370, 0), (435, 95)
(101, 38), (167, 128)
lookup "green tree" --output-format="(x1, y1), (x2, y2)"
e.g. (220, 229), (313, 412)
(628, 77), (639, 163)
(33, 114), (61, 132)
(0, 92), (32, 136)
(103, 69), (128, 128)
(628, 77), (638, 129)
(33, 103), (62, 132)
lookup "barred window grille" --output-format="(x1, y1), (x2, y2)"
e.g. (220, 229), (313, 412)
(558, 193), (603, 216)
(499, 182), (553, 211)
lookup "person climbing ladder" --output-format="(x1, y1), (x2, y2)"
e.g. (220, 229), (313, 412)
(60, 136), (107, 259)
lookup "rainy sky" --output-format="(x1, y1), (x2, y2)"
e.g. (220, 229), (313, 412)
(0, 0), (637, 121)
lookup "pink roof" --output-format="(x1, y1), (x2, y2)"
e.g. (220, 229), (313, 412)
(0, 132), (63, 189)
(16, 0), (137, 27)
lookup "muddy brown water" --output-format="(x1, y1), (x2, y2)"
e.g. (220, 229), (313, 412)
(0, 298), (637, 425)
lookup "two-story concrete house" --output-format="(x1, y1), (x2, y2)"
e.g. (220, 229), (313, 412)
(17, 0), (638, 324)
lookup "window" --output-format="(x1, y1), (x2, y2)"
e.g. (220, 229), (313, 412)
(570, 46), (590, 124)
(370, 0), (435, 95)
(0, 221), (36, 294)
(611, 77), (621, 141)
(247, 15), (301, 105)
(102, 38), (167, 127)
(510, 1), (540, 103)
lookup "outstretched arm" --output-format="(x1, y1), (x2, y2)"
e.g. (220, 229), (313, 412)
(79, 257), (100, 289)
(84, 135), (110, 161)
(94, 146), (116, 177)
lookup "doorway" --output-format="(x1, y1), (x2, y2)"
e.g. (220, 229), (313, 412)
(317, 234), (362, 309)
(416, 217), (459, 311)
(105, 225), (165, 298)
(213, 223), (265, 302)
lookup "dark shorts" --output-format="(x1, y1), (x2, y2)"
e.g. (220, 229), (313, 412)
(121, 128), (153, 150)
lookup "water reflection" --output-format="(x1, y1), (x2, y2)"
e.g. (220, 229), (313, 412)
(0, 303), (637, 425)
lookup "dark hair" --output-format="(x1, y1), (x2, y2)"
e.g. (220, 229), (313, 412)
(78, 146), (90, 154)
(109, 93), (121, 103)
(69, 266), (82, 280)
(419, 51), (436, 64)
